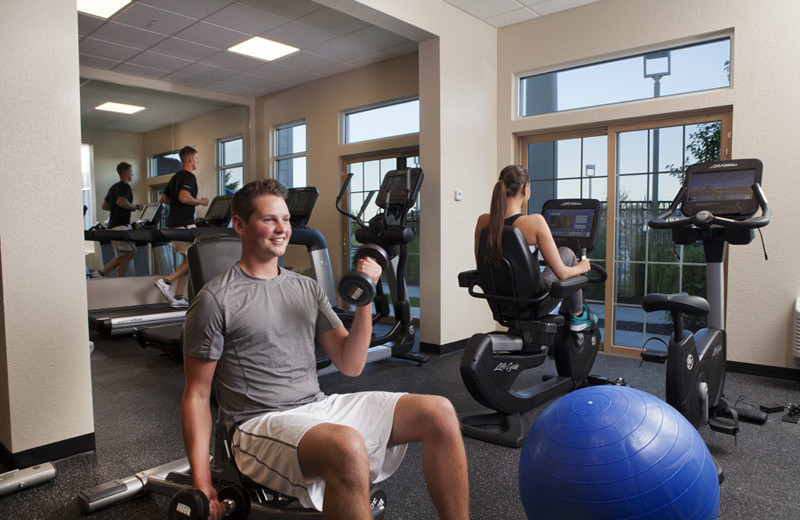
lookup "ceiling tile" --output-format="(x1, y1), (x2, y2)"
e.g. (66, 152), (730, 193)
(345, 26), (411, 51)
(205, 3), (289, 36)
(248, 62), (320, 84)
(170, 62), (234, 85)
(149, 37), (220, 61)
(205, 81), (255, 96)
(80, 37), (143, 61)
(307, 36), (375, 62)
(296, 7), (371, 37)
(128, 51), (194, 72)
(200, 51), (265, 73)
(446, 0), (524, 19)
(262, 21), (335, 49)
(174, 21), (251, 50)
(90, 21), (167, 50)
(276, 52), (354, 76)
(238, 0), (322, 20)
(486, 7), (539, 27)
(78, 13), (106, 37)
(137, 0), (234, 19)
(114, 3), (197, 36)
(113, 62), (171, 79)
(79, 54), (121, 70)
(523, 0), (599, 16)
(344, 50), (393, 69)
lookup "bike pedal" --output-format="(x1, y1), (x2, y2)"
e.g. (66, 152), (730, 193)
(640, 351), (667, 364)
(708, 417), (739, 436)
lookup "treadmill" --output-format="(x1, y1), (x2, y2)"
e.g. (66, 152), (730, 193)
(86, 196), (234, 336)
(134, 188), (336, 361)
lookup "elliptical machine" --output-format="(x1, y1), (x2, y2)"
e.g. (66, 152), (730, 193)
(457, 198), (608, 447)
(335, 168), (427, 364)
(640, 159), (771, 440)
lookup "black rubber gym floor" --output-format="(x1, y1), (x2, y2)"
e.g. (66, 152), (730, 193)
(2, 333), (799, 519)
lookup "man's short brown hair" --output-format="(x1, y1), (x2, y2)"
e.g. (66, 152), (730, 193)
(232, 179), (288, 222)
(116, 162), (132, 175)
(179, 146), (197, 162)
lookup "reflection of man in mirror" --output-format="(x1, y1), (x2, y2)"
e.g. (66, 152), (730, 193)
(155, 146), (209, 308)
(90, 162), (141, 278)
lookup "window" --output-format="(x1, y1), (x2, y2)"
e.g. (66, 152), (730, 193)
(344, 99), (419, 144)
(218, 136), (244, 194)
(519, 38), (731, 117)
(81, 144), (93, 229)
(151, 150), (182, 177)
(275, 122), (306, 188)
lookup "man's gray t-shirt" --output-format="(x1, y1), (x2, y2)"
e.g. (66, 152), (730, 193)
(183, 264), (343, 429)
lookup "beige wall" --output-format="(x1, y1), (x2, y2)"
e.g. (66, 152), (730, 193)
(255, 52), (420, 283)
(318, 0), (500, 345)
(498, 0), (800, 368)
(81, 128), (146, 225)
(143, 105), (250, 216)
(0, 1), (93, 454)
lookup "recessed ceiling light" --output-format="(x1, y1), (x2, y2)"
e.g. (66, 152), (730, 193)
(228, 36), (299, 62)
(77, 0), (131, 19)
(95, 101), (145, 114)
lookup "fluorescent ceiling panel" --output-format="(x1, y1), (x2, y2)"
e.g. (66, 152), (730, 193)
(95, 101), (145, 114)
(228, 36), (299, 62)
(77, 0), (131, 19)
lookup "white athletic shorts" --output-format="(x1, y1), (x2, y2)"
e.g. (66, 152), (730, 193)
(232, 392), (407, 511)
(171, 224), (196, 255)
(111, 225), (135, 253)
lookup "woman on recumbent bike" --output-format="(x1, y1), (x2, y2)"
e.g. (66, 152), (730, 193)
(474, 164), (597, 332)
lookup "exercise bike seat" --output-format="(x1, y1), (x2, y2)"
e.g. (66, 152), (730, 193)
(642, 293), (710, 316)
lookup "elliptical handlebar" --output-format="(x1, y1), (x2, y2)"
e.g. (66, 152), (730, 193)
(648, 182), (770, 231)
(336, 173), (374, 229)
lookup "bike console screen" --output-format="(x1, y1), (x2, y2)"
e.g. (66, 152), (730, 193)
(683, 159), (763, 218)
(542, 198), (601, 253)
(376, 168), (423, 209)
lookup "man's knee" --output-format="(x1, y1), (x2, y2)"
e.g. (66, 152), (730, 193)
(416, 395), (461, 438)
(301, 424), (370, 484)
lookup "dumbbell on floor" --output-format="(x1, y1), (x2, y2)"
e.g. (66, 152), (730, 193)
(338, 244), (389, 307)
(168, 485), (250, 520)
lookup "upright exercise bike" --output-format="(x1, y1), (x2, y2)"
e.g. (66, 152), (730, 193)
(640, 159), (771, 440)
(458, 198), (607, 447)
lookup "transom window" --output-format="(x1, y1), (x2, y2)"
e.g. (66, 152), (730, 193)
(344, 99), (419, 144)
(150, 150), (181, 177)
(519, 37), (731, 117)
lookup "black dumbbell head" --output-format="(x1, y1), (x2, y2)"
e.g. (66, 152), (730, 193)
(218, 486), (251, 520)
(169, 488), (208, 520)
(339, 271), (375, 307)
(354, 244), (389, 269)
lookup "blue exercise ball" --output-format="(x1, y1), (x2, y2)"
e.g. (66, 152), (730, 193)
(519, 386), (719, 520)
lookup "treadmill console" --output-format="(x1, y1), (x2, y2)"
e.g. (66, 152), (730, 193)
(286, 187), (319, 228)
(196, 195), (233, 227)
(682, 158), (763, 218)
(133, 202), (162, 228)
(542, 198), (602, 253)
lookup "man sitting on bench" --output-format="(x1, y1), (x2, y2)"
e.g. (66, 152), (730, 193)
(181, 179), (469, 520)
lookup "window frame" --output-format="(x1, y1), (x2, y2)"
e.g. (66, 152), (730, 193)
(217, 134), (244, 195)
(343, 97), (420, 145)
(273, 120), (307, 189)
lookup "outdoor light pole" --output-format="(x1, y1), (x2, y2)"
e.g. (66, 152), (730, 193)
(644, 51), (671, 211)
(585, 164), (596, 199)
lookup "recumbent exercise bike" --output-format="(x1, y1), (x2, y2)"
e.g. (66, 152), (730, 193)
(458, 198), (608, 447)
(640, 159), (771, 441)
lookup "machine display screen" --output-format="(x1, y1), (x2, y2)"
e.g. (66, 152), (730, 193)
(137, 203), (161, 224)
(376, 169), (422, 208)
(205, 197), (231, 221)
(682, 159), (762, 217)
(545, 208), (595, 238)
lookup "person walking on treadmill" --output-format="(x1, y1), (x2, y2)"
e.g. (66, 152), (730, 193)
(90, 162), (141, 278)
(155, 146), (208, 308)
(181, 179), (469, 520)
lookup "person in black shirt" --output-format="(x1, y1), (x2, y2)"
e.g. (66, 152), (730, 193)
(155, 146), (208, 307)
(90, 162), (141, 278)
